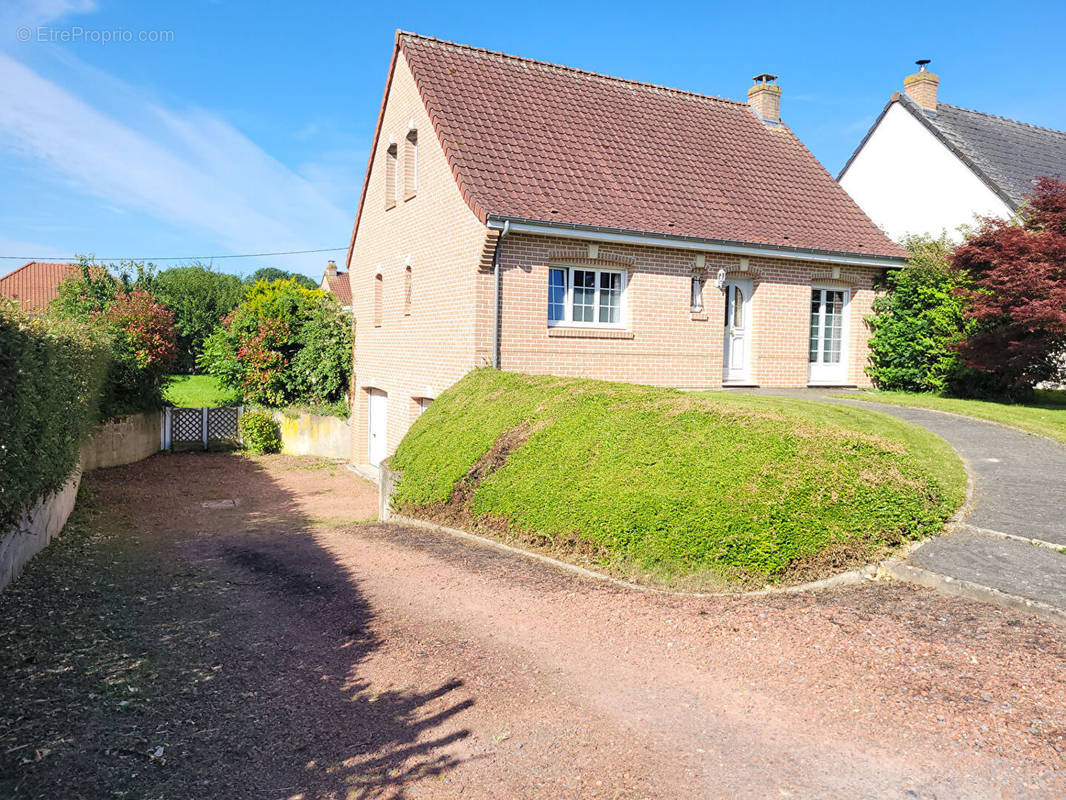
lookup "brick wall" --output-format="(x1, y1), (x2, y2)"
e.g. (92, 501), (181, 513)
(347, 51), (489, 465)
(486, 233), (879, 390)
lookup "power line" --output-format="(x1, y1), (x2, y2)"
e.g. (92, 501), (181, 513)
(0, 247), (347, 262)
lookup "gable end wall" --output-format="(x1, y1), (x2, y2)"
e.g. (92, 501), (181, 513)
(348, 49), (489, 465)
(839, 102), (1014, 242)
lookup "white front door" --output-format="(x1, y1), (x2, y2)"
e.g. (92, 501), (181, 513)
(808, 288), (849, 385)
(368, 389), (388, 466)
(722, 280), (752, 383)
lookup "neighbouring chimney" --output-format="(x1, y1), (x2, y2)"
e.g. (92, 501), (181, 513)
(326, 259), (338, 278)
(748, 73), (781, 125)
(904, 59), (939, 112)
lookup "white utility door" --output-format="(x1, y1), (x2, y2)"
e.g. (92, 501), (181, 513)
(368, 389), (388, 466)
(722, 280), (752, 383)
(808, 288), (849, 384)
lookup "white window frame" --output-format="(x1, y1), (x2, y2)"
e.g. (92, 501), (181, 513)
(808, 284), (851, 385)
(547, 265), (627, 329)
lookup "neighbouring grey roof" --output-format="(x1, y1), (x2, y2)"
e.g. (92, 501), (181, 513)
(929, 102), (1066, 209)
(842, 92), (1066, 211)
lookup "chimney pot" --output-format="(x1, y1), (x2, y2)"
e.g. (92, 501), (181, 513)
(904, 60), (939, 112)
(748, 73), (781, 125)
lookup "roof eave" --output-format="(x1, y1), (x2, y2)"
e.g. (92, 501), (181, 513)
(486, 216), (907, 268)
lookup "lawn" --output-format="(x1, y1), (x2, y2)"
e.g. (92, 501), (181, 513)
(389, 370), (965, 590)
(844, 389), (1066, 445)
(164, 374), (240, 407)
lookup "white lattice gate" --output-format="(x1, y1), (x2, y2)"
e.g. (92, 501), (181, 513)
(163, 406), (243, 450)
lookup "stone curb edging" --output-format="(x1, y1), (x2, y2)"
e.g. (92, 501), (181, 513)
(882, 561), (1066, 627)
(959, 523), (1066, 552)
(387, 513), (1066, 624)
(387, 513), (873, 599)
(835, 395), (1066, 449)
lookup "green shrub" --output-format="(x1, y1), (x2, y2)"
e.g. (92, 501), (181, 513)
(49, 260), (178, 418)
(199, 279), (352, 408)
(391, 370), (963, 588)
(0, 302), (111, 528)
(152, 264), (244, 373)
(867, 236), (972, 393)
(239, 411), (281, 454)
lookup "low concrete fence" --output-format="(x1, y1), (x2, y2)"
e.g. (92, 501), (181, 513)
(2, 411), (164, 591)
(0, 470), (82, 591)
(272, 411), (351, 460)
(81, 411), (163, 471)
(378, 465), (400, 522)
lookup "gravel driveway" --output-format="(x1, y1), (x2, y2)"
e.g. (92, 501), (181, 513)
(1, 452), (1063, 798)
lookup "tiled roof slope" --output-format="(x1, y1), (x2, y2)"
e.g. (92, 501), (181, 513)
(399, 33), (906, 259)
(0, 261), (81, 312)
(324, 271), (351, 305)
(926, 102), (1066, 210)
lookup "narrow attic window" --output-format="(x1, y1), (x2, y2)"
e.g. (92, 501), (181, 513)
(385, 143), (398, 209)
(404, 129), (418, 200)
(690, 273), (705, 312)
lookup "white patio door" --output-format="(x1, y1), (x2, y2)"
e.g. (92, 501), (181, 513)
(722, 280), (752, 383)
(808, 288), (848, 385)
(368, 389), (388, 466)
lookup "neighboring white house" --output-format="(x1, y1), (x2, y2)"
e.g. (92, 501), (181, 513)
(839, 62), (1066, 242)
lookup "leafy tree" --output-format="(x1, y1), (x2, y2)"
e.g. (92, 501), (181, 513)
(152, 264), (244, 372)
(245, 267), (318, 290)
(199, 279), (352, 408)
(867, 236), (972, 393)
(49, 258), (177, 417)
(952, 177), (1066, 397)
(99, 291), (178, 416)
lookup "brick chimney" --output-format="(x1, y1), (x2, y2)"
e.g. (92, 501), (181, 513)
(904, 60), (939, 112)
(326, 259), (338, 279)
(747, 73), (781, 125)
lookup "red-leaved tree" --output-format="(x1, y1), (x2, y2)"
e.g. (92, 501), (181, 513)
(952, 177), (1066, 395)
(104, 289), (178, 369)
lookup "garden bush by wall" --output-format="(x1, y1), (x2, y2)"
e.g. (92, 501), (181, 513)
(0, 303), (110, 530)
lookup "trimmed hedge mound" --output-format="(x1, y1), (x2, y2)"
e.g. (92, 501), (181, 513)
(0, 304), (110, 528)
(390, 370), (964, 589)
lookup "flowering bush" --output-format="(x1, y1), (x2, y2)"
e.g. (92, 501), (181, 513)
(104, 290), (178, 369)
(49, 260), (178, 417)
(199, 279), (351, 409)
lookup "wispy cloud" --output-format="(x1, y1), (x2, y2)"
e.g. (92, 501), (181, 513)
(0, 53), (351, 270)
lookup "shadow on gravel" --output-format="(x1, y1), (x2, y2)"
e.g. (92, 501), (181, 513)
(0, 452), (473, 799)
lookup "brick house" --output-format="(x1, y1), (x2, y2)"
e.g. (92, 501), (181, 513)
(0, 261), (83, 313)
(319, 260), (352, 311)
(345, 33), (907, 467)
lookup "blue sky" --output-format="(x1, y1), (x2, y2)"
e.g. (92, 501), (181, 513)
(2, 0), (1064, 277)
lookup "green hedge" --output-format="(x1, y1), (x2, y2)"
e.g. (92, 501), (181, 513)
(0, 304), (111, 529)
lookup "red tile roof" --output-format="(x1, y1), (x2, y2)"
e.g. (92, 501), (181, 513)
(324, 271), (351, 305)
(0, 261), (83, 312)
(396, 33), (906, 260)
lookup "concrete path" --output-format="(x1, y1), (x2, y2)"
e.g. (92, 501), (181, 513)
(760, 392), (1066, 620)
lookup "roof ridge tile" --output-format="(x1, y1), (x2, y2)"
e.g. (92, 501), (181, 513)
(398, 31), (750, 110)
